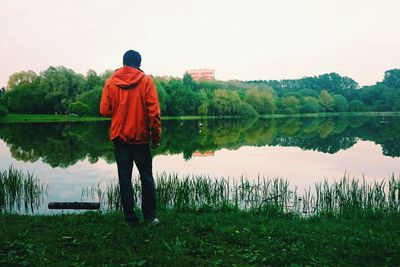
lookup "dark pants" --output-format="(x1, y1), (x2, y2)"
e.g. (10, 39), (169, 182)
(113, 139), (156, 222)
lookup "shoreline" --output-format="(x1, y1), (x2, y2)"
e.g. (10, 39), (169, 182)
(1, 111), (400, 123)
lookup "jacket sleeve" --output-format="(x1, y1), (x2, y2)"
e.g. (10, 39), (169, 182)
(100, 81), (112, 117)
(146, 77), (161, 143)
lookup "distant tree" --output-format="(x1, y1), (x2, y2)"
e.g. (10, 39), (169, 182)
(183, 73), (197, 90)
(383, 69), (400, 88)
(0, 105), (8, 118)
(210, 89), (241, 116)
(348, 100), (368, 112)
(298, 88), (319, 97)
(394, 98), (400, 111)
(197, 90), (209, 116)
(154, 79), (169, 115)
(85, 70), (103, 90)
(6, 70), (38, 90)
(244, 88), (276, 114)
(69, 101), (90, 117)
(280, 95), (301, 114)
(39, 66), (86, 113)
(166, 79), (199, 115)
(301, 96), (321, 113)
(332, 94), (349, 112)
(319, 90), (335, 111)
(77, 86), (103, 116)
(238, 102), (258, 117)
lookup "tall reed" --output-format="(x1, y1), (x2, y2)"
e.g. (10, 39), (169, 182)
(84, 173), (400, 215)
(0, 166), (48, 213)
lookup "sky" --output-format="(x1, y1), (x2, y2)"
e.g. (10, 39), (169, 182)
(0, 0), (399, 87)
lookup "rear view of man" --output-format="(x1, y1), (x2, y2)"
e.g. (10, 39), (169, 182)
(100, 50), (161, 226)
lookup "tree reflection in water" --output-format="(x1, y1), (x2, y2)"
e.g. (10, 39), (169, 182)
(0, 115), (399, 168)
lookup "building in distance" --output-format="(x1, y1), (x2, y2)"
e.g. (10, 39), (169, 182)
(185, 69), (215, 81)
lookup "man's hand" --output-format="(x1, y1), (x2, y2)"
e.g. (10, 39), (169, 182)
(151, 141), (160, 149)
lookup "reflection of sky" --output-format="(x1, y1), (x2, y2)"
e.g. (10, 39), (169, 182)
(1, 139), (400, 214)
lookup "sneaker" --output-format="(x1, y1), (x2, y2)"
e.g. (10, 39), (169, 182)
(146, 217), (160, 227)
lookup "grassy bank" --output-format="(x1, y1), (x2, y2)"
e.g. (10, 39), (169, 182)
(1, 111), (400, 123)
(1, 211), (399, 266)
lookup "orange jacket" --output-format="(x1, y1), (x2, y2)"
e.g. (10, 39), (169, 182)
(100, 66), (161, 144)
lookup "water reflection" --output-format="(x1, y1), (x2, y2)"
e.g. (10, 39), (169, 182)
(0, 115), (399, 168)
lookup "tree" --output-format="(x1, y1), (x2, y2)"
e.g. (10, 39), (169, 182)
(166, 79), (199, 115)
(69, 101), (90, 117)
(77, 86), (103, 116)
(238, 102), (258, 117)
(348, 100), (368, 112)
(85, 70), (103, 90)
(39, 66), (86, 113)
(154, 79), (169, 115)
(0, 105), (8, 118)
(183, 73), (197, 90)
(301, 96), (321, 113)
(383, 69), (400, 88)
(333, 94), (348, 112)
(280, 95), (301, 114)
(244, 88), (276, 114)
(210, 89), (241, 116)
(197, 90), (209, 116)
(6, 70), (38, 89)
(319, 90), (335, 112)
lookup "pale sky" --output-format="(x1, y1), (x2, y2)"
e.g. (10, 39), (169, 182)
(1, 0), (399, 87)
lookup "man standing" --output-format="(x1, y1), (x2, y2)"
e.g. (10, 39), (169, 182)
(100, 50), (161, 226)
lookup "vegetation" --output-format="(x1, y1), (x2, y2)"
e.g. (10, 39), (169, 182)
(0, 166), (48, 213)
(1, 165), (400, 266)
(83, 173), (400, 216)
(1, 67), (400, 117)
(0, 105), (8, 118)
(0, 115), (399, 168)
(1, 211), (400, 266)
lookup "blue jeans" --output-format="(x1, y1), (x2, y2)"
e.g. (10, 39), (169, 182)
(113, 139), (156, 222)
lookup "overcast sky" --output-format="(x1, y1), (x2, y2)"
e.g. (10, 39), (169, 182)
(0, 0), (399, 87)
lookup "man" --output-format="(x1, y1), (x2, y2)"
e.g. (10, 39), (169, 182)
(100, 50), (161, 226)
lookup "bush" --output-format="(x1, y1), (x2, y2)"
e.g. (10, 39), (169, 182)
(238, 102), (258, 117)
(348, 100), (368, 112)
(0, 105), (8, 118)
(68, 101), (90, 117)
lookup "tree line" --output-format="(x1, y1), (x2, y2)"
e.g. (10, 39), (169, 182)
(0, 66), (399, 117)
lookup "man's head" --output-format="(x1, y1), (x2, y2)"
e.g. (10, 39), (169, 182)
(123, 50), (142, 68)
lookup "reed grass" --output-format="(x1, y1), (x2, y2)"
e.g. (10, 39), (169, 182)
(84, 173), (400, 215)
(0, 166), (48, 213)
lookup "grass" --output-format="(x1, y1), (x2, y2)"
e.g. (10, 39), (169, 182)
(0, 210), (399, 266)
(1, 167), (400, 265)
(83, 173), (400, 216)
(0, 166), (48, 213)
(0, 114), (110, 123)
(2, 111), (400, 123)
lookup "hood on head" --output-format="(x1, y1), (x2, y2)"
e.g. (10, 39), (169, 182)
(111, 66), (145, 89)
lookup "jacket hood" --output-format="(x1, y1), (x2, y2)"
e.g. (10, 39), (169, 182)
(111, 66), (145, 89)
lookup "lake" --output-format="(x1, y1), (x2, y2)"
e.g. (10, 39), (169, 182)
(1, 114), (400, 213)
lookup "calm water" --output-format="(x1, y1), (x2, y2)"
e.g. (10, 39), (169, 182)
(1, 115), (400, 213)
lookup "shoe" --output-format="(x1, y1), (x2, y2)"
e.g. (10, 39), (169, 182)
(145, 217), (160, 227)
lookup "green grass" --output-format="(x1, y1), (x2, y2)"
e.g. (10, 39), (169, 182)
(2, 111), (400, 123)
(0, 166), (48, 213)
(0, 114), (110, 123)
(83, 173), (400, 216)
(0, 210), (399, 266)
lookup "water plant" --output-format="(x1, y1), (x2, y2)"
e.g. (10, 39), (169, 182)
(83, 173), (400, 215)
(0, 166), (48, 213)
